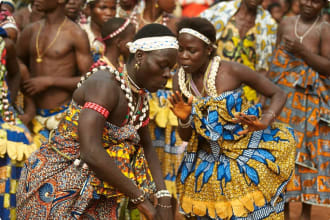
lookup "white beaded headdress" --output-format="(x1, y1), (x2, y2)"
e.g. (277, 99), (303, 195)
(179, 28), (217, 48)
(126, 36), (179, 54)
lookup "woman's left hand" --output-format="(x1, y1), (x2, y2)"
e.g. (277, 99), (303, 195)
(232, 112), (268, 135)
(155, 197), (174, 220)
(283, 35), (305, 55)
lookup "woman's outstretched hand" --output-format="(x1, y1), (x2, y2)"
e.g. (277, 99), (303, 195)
(232, 112), (268, 135)
(168, 91), (193, 121)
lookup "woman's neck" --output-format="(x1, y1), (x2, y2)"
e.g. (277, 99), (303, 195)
(104, 47), (120, 69)
(90, 20), (102, 38)
(236, 2), (257, 20)
(191, 58), (211, 81)
(143, 0), (162, 23)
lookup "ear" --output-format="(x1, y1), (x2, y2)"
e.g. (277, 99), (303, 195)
(206, 44), (213, 56)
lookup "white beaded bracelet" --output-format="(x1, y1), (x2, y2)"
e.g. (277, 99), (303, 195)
(178, 117), (192, 128)
(155, 190), (171, 199)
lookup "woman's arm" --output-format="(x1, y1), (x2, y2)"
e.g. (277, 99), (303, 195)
(78, 73), (158, 220)
(4, 38), (20, 104)
(232, 63), (287, 125)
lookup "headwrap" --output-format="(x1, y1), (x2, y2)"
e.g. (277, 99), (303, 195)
(127, 36), (179, 54)
(0, 0), (15, 10)
(179, 28), (217, 48)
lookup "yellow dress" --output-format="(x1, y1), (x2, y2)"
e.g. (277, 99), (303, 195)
(177, 89), (296, 219)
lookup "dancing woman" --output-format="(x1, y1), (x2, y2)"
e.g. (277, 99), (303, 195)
(169, 17), (296, 220)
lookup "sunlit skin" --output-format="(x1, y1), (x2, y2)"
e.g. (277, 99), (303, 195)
(169, 32), (287, 141)
(17, 0), (92, 124)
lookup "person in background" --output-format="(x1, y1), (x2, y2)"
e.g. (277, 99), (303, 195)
(268, 0), (329, 219)
(65, 0), (86, 23)
(200, 0), (277, 104)
(13, 0), (44, 31)
(0, 0), (15, 14)
(284, 0), (300, 16)
(81, 0), (116, 62)
(0, 0), (18, 41)
(268, 2), (284, 23)
(17, 0), (92, 147)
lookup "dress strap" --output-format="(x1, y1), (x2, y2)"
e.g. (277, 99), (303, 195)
(83, 102), (110, 119)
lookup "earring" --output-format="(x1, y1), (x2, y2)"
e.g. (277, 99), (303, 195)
(155, 0), (159, 8)
(135, 62), (140, 71)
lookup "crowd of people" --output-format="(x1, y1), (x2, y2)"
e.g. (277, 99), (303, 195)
(0, 0), (327, 219)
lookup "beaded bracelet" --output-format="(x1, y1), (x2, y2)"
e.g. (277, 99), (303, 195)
(178, 117), (192, 128)
(263, 110), (276, 122)
(130, 190), (146, 205)
(157, 203), (172, 209)
(155, 190), (171, 199)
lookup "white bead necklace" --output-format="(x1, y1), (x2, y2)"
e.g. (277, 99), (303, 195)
(178, 56), (221, 101)
(78, 63), (148, 130)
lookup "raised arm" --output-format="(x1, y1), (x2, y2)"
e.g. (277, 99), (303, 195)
(4, 38), (20, 104)
(231, 62), (287, 125)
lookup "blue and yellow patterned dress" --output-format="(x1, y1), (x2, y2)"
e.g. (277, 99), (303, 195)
(0, 36), (37, 219)
(177, 89), (296, 219)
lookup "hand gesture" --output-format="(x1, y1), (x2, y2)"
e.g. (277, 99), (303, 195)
(232, 112), (268, 136)
(136, 199), (159, 220)
(283, 35), (304, 55)
(23, 76), (53, 95)
(168, 91), (193, 121)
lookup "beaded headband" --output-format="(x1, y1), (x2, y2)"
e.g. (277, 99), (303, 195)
(103, 19), (131, 41)
(127, 36), (179, 53)
(179, 28), (217, 49)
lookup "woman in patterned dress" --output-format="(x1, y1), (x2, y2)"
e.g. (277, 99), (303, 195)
(16, 24), (178, 220)
(169, 17), (296, 220)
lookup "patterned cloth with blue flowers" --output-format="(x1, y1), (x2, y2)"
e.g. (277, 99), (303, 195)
(177, 89), (296, 220)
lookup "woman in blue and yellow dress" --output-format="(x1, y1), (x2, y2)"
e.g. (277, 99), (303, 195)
(0, 34), (37, 219)
(169, 17), (296, 219)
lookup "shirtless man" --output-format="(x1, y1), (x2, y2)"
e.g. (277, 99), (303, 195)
(17, 0), (92, 144)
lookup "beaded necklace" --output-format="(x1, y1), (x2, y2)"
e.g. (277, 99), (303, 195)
(178, 56), (221, 101)
(78, 61), (148, 130)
